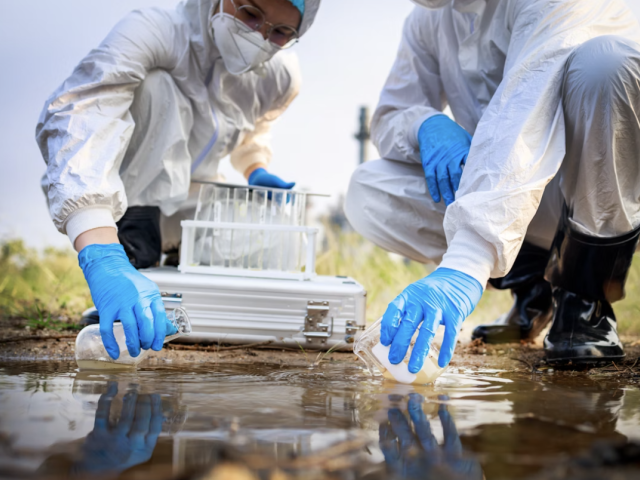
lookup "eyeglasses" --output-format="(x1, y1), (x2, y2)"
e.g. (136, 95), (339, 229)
(229, 0), (299, 49)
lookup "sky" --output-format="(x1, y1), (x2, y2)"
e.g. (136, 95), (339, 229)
(1, 1), (640, 249)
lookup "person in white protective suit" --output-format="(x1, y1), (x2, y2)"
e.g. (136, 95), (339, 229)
(36, 0), (321, 360)
(345, 0), (640, 369)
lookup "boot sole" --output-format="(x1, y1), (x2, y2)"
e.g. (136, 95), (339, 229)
(545, 354), (625, 365)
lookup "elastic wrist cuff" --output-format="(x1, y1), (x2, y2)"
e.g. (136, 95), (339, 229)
(409, 112), (447, 150)
(248, 167), (267, 184)
(231, 152), (271, 177)
(439, 229), (495, 288)
(64, 207), (117, 248)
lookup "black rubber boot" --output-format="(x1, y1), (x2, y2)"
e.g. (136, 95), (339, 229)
(472, 242), (553, 344)
(116, 206), (162, 269)
(543, 206), (640, 364)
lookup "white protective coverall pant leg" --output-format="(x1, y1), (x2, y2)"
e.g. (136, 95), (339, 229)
(345, 36), (640, 270)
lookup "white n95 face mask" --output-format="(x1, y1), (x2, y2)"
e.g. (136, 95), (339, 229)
(210, 6), (279, 75)
(410, 0), (452, 9)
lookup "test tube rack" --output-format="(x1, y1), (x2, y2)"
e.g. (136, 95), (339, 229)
(179, 182), (318, 281)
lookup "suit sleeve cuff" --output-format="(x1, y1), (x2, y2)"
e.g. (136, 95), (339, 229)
(408, 112), (446, 150)
(438, 229), (495, 288)
(231, 151), (271, 177)
(64, 207), (118, 248)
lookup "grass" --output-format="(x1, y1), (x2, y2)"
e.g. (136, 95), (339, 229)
(316, 229), (640, 337)
(1, 233), (639, 337)
(316, 229), (434, 325)
(315, 228), (515, 329)
(0, 239), (91, 330)
(613, 259), (640, 336)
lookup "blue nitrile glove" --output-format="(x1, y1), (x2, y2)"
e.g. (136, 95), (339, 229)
(248, 167), (295, 189)
(72, 383), (164, 474)
(379, 393), (483, 479)
(418, 115), (472, 206)
(381, 268), (483, 371)
(78, 244), (168, 359)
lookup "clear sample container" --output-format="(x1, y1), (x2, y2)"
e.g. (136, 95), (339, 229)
(354, 318), (446, 385)
(75, 308), (192, 371)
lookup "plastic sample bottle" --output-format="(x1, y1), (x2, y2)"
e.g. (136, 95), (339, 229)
(75, 307), (192, 370)
(354, 318), (446, 385)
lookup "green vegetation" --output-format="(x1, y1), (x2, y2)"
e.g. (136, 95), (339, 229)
(317, 230), (640, 337)
(316, 230), (434, 325)
(614, 259), (640, 337)
(1, 234), (638, 336)
(0, 239), (91, 330)
(316, 229), (514, 329)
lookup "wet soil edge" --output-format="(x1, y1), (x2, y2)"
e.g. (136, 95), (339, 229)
(1, 317), (639, 379)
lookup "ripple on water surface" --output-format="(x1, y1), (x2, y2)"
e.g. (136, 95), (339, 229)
(0, 361), (639, 480)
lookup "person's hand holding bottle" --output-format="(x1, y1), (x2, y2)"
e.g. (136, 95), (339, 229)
(76, 228), (168, 359)
(381, 268), (483, 371)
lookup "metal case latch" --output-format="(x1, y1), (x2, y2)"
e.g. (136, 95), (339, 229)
(161, 292), (183, 310)
(345, 320), (364, 335)
(344, 320), (366, 343)
(304, 301), (333, 345)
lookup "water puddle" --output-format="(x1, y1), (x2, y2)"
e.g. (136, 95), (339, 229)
(0, 361), (638, 479)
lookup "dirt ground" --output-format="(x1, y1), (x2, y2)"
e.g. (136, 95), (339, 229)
(2, 316), (640, 381)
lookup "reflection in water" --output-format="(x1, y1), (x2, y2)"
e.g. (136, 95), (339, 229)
(0, 362), (638, 479)
(70, 383), (164, 476)
(454, 374), (629, 480)
(379, 393), (483, 480)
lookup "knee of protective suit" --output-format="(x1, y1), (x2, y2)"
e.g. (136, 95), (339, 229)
(344, 161), (379, 240)
(564, 36), (640, 102)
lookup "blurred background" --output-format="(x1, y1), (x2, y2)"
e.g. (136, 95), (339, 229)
(1, 0), (640, 334)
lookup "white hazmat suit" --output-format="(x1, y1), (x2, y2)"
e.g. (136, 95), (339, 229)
(345, 0), (640, 287)
(36, 0), (321, 247)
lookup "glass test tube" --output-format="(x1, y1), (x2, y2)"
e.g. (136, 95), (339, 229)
(211, 186), (231, 267)
(297, 193), (308, 271)
(193, 184), (214, 266)
(282, 191), (295, 271)
(231, 188), (249, 268)
(268, 190), (286, 271)
(249, 189), (268, 270)
(287, 192), (301, 272)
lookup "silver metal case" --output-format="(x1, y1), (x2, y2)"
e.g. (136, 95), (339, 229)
(140, 267), (366, 350)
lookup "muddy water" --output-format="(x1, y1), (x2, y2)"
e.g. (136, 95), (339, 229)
(0, 362), (638, 480)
